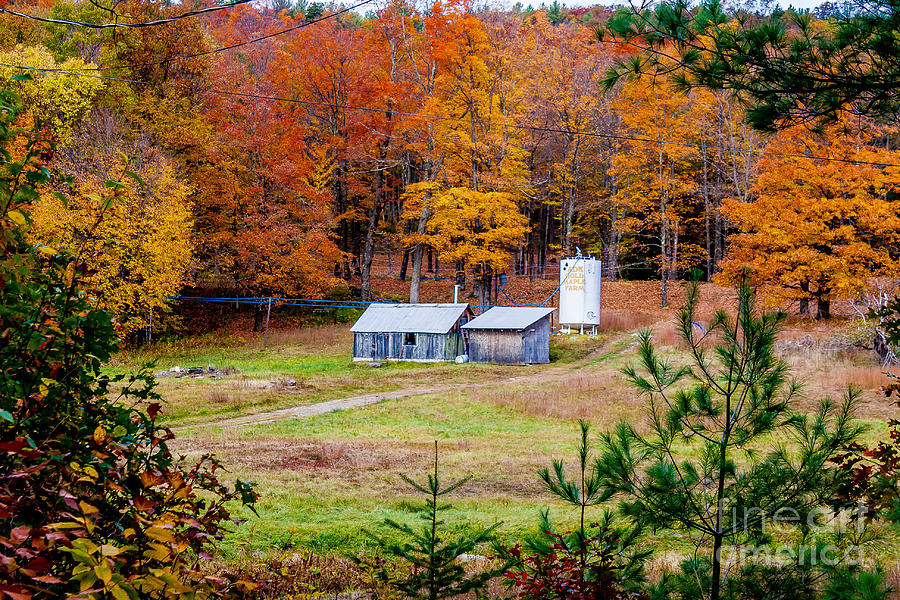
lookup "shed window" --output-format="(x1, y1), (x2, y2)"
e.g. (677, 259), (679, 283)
(404, 333), (417, 346)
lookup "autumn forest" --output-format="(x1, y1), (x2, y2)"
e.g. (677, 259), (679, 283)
(3, 0), (898, 337)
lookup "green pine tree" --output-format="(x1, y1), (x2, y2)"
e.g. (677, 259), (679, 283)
(595, 279), (864, 600)
(499, 421), (650, 599)
(601, 0), (900, 131)
(361, 441), (500, 600)
(546, 0), (566, 24)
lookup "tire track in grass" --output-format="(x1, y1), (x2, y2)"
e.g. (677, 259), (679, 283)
(174, 386), (452, 430)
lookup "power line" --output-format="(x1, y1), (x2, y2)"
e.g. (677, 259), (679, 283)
(43, 0), (375, 71)
(0, 0), (253, 29)
(4, 61), (900, 169)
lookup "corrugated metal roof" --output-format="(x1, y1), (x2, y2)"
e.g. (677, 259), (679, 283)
(462, 307), (555, 330)
(350, 303), (470, 334)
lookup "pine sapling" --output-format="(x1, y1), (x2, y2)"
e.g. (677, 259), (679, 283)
(360, 441), (500, 600)
(500, 421), (650, 599)
(596, 279), (863, 600)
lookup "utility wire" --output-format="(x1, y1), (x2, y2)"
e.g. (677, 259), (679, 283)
(4, 61), (900, 169)
(36, 0), (375, 71)
(0, 0), (253, 29)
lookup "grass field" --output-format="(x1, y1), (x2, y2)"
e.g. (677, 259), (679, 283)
(113, 283), (900, 589)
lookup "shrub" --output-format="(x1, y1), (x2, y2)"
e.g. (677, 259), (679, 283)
(0, 84), (256, 600)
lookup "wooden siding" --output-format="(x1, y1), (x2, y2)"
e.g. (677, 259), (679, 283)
(523, 316), (551, 364)
(468, 330), (522, 365)
(467, 315), (551, 365)
(352, 332), (465, 362)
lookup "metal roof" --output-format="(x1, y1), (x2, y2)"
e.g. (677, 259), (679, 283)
(462, 307), (555, 330)
(350, 303), (470, 334)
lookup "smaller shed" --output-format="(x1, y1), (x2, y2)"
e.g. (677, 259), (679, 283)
(462, 307), (555, 365)
(351, 303), (472, 362)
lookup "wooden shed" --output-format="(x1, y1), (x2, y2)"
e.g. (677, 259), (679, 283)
(350, 303), (472, 362)
(462, 307), (555, 365)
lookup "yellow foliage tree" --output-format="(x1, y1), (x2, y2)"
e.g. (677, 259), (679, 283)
(718, 124), (900, 319)
(403, 185), (528, 306)
(428, 0), (527, 193)
(0, 45), (104, 140)
(30, 155), (193, 337)
(401, 2), (529, 301)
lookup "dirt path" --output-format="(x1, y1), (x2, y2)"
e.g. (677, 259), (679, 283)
(179, 386), (454, 429)
(175, 331), (637, 430)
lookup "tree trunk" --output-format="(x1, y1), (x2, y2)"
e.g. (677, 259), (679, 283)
(660, 217), (669, 309)
(409, 192), (431, 304)
(703, 147), (712, 281)
(334, 158), (353, 280)
(670, 225), (679, 281)
(605, 176), (625, 283)
(816, 297), (831, 320)
(399, 248), (410, 281)
(410, 245), (424, 303)
(253, 302), (265, 332)
(874, 330), (899, 366)
(473, 263), (492, 307)
(711, 388), (731, 600)
(658, 126), (668, 309)
(711, 534), (723, 600)
(714, 211), (724, 273)
(541, 203), (550, 278)
(799, 281), (810, 315)
(360, 169), (383, 299)
(352, 225), (362, 277)
(565, 184), (576, 255)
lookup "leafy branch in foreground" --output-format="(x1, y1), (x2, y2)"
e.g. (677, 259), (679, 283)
(0, 83), (257, 600)
(358, 441), (500, 600)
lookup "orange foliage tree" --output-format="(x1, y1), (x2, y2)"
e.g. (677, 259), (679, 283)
(399, 0), (528, 302)
(611, 75), (703, 307)
(718, 124), (900, 319)
(198, 7), (342, 329)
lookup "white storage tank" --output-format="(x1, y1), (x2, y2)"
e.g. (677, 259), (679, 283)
(559, 256), (601, 331)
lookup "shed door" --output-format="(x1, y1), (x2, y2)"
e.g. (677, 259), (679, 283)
(374, 333), (390, 359)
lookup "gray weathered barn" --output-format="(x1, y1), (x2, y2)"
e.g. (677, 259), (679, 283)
(350, 303), (472, 362)
(462, 307), (555, 365)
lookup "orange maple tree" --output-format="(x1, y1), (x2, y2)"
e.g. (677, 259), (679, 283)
(718, 124), (900, 318)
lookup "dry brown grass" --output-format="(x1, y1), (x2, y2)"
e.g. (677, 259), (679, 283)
(204, 390), (237, 405)
(250, 324), (349, 349)
(228, 379), (270, 391)
(219, 552), (366, 597)
(649, 323), (682, 347)
(177, 437), (420, 474)
(479, 367), (649, 433)
(766, 346), (897, 421)
(825, 365), (898, 392)
(598, 310), (658, 332)
(781, 348), (896, 390)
